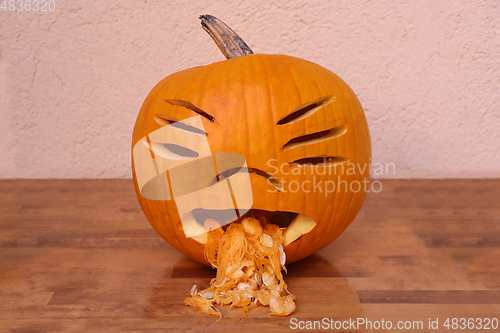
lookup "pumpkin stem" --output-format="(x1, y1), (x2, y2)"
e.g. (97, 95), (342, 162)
(200, 15), (254, 59)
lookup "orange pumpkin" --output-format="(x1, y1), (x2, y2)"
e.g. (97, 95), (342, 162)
(132, 15), (371, 265)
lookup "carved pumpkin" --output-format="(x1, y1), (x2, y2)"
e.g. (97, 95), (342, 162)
(132, 15), (371, 266)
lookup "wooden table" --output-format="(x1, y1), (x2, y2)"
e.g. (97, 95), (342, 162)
(1, 180), (499, 332)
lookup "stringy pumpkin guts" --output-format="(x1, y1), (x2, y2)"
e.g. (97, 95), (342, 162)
(184, 216), (295, 320)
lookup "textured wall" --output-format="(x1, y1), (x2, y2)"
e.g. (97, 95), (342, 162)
(1, 0), (498, 179)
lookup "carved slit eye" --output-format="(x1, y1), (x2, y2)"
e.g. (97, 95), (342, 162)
(291, 156), (350, 166)
(277, 96), (334, 125)
(154, 114), (178, 126)
(166, 99), (216, 123)
(154, 114), (207, 136)
(145, 141), (199, 160)
(281, 125), (347, 151)
(246, 168), (283, 191)
(211, 167), (283, 191)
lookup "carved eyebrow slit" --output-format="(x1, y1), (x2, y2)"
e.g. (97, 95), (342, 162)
(212, 167), (283, 191)
(291, 156), (350, 166)
(281, 125), (347, 151)
(154, 114), (207, 136)
(166, 99), (216, 123)
(145, 140), (199, 160)
(277, 95), (334, 125)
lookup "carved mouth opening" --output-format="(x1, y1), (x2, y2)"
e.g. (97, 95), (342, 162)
(188, 208), (316, 247)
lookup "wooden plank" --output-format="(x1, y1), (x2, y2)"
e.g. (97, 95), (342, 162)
(358, 290), (500, 304)
(0, 179), (499, 331)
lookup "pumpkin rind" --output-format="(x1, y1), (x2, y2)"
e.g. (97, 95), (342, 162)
(132, 53), (371, 264)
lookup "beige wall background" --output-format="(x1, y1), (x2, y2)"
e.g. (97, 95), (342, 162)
(1, 0), (498, 179)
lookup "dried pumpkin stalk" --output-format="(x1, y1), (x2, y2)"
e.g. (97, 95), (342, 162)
(184, 216), (295, 320)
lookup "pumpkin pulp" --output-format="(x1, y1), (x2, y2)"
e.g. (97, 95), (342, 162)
(184, 216), (296, 319)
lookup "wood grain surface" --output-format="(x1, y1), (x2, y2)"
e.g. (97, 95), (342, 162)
(1, 179), (499, 332)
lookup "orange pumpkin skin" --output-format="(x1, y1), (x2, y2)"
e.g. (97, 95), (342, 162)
(132, 54), (371, 264)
